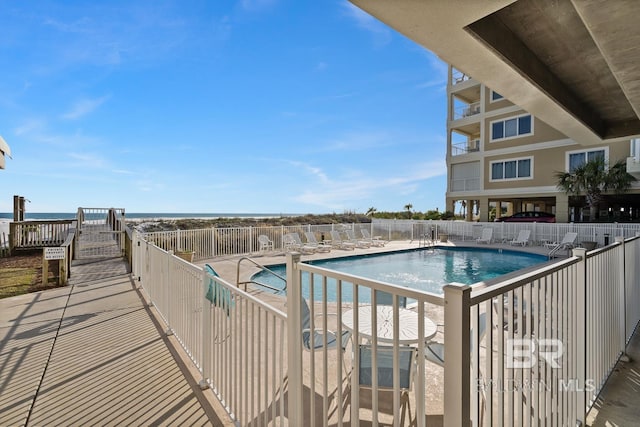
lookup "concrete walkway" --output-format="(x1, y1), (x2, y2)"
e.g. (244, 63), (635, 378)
(0, 256), (230, 426)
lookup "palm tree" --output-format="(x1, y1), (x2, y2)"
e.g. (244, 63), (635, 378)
(365, 207), (377, 217)
(404, 203), (413, 219)
(555, 157), (635, 221)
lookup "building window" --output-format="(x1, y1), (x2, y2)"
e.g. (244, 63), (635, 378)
(490, 91), (504, 102)
(566, 148), (607, 172)
(490, 114), (533, 141)
(490, 157), (533, 181)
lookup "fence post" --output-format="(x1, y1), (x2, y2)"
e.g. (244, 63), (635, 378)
(200, 268), (211, 389)
(616, 236), (630, 359)
(286, 252), (303, 426)
(443, 282), (471, 427)
(573, 247), (587, 425)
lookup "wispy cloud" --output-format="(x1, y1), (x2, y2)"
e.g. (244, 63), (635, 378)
(61, 95), (110, 120)
(315, 61), (328, 72)
(290, 159), (446, 211)
(341, 1), (392, 47)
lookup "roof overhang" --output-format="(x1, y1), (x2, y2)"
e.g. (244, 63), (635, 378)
(350, 0), (640, 145)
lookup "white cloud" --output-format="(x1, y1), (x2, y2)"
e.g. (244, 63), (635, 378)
(290, 159), (446, 211)
(62, 95), (110, 120)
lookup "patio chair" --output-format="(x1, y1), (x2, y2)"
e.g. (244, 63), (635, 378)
(508, 229), (531, 246)
(476, 228), (493, 244)
(345, 229), (371, 248)
(304, 231), (332, 252)
(358, 344), (416, 426)
(330, 230), (356, 250)
(204, 264), (233, 314)
(544, 231), (577, 251)
(360, 228), (386, 247)
(258, 234), (274, 253)
(301, 297), (351, 373)
(283, 233), (316, 254)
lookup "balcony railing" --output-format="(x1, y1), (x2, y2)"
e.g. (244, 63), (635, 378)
(453, 102), (481, 120)
(452, 69), (472, 85)
(451, 139), (481, 156)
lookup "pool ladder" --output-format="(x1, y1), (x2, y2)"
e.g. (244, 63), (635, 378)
(418, 234), (437, 249)
(236, 256), (287, 293)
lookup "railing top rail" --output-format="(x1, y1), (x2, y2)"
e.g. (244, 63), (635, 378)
(585, 240), (623, 259)
(145, 239), (288, 320)
(11, 219), (74, 225)
(469, 256), (581, 304)
(298, 261), (445, 306)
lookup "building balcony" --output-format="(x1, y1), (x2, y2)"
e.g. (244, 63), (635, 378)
(453, 101), (480, 120)
(451, 139), (481, 156)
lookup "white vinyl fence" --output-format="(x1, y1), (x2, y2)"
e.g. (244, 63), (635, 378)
(134, 235), (288, 425)
(132, 225), (640, 426)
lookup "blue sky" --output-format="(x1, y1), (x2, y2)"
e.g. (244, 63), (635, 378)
(0, 1), (448, 214)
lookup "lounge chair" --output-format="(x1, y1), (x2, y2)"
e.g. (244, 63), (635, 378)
(359, 344), (415, 426)
(283, 233), (316, 254)
(258, 234), (274, 253)
(476, 228), (493, 244)
(345, 229), (371, 248)
(509, 229), (531, 246)
(329, 230), (356, 250)
(544, 231), (577, 251)
(304, 231), (331, 252)
(360, 228), (386, 247)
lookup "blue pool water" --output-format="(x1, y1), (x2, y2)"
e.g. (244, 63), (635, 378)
(252, 247), (547, 302)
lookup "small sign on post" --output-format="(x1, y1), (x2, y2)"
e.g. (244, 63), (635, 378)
(44, 247), (66, 260)
(43, 247), (66, 285)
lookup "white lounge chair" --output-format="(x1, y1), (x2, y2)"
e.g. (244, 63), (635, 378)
(329, 230), (356, 250)
(360, 228), (386, 246)
(509, 230), (531, 246)
(345, 229), (371, 248)
(304, 231), (331, 252)
(544, 232), (578, 251)
(283, 233), (316, 254)
(476, 228), (493, 244)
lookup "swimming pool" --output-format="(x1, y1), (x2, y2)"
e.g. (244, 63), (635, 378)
(252, 247), (548, 302)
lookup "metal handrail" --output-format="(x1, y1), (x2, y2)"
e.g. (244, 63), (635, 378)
(236, 256), (287, 293)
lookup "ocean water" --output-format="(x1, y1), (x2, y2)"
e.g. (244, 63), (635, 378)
(0, 212), (299, 221)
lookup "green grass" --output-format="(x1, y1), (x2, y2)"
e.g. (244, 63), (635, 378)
(0, 267), (38, 299)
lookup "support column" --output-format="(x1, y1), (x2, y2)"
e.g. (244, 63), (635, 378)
(495, 201), (502, 220)
(466, 200), (474, 222)
(478, 197), (489, 222)
(556, 193), (570, 223)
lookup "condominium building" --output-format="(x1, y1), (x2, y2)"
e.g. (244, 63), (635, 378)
(447, 67), (640, 223)
(350, 0), (640, 224)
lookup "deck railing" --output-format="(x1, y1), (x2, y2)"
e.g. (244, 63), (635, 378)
(9, 220), (74, 252)
(133, 235), (288, 425)
(132, 225), (640, 426)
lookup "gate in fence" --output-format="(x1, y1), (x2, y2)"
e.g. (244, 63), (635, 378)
(76, 207), (126, 259)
